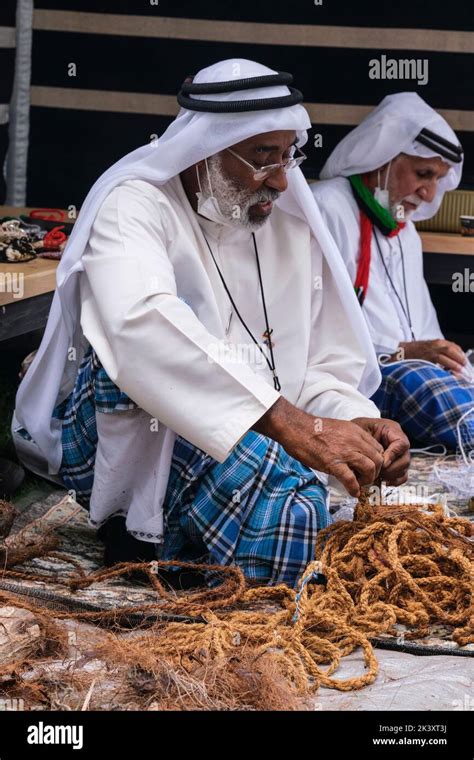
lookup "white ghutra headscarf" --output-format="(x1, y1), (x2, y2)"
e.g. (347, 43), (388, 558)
(15, 58), (381, 473)
(320, 92), (463, 221)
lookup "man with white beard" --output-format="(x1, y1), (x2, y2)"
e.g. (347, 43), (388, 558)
(311, 93), (474, 452)
(12, 60), (409, 587)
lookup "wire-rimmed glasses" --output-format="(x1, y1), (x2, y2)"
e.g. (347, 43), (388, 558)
(225, 146), (307, 181)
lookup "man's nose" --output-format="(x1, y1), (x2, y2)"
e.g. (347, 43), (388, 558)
(418, 180), (437, 204)
(264, 167), (289, 193)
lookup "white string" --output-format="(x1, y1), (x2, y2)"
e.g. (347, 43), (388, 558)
(378, 357), (442, 369)
(456, 406), (474, 465)
(410, 443), (448, 457)
(431, 406), (474, 498)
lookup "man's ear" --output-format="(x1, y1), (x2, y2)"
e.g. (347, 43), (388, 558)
(391, 153), (405, 169)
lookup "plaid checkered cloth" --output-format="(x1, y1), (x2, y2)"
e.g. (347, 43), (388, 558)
(54, 345), (330, 587)
(371, 361), (474, 451)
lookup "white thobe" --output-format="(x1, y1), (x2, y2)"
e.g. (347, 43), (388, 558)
(311, 177), (444, 356)
(73, 173), (379, 539)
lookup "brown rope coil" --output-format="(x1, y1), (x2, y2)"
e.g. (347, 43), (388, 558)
(0, 494), (472, 708)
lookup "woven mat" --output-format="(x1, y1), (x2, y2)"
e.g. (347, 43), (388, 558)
(2, 454), (473, 655)
(2, 491), (163, 618)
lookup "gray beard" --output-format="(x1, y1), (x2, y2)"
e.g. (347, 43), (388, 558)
(203, 153), (280, 231)
(390, 193), (422, 221)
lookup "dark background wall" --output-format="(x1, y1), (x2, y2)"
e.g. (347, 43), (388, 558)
(17, 0), (474, 209)
(0, 1), (17, 202)
(1, 1), (472, 346)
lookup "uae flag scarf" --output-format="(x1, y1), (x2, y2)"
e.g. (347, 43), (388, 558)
(348, 174), (405, 305)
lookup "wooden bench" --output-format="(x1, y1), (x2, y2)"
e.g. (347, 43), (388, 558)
(420, 231), (474, 285)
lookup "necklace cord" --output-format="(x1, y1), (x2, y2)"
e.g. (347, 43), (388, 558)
(200, 228), (281, 391)
(251, 233), (281, 390)
(373, 229), (416, 341)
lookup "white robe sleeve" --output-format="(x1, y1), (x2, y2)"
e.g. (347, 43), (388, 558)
(79, 182), (280, 462)
(296, 238), (380, 421)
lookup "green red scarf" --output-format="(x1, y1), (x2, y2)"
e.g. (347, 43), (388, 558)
(348, 174), (405, 305)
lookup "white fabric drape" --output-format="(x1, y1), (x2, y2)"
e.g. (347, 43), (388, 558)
(320, 92), (463, 221)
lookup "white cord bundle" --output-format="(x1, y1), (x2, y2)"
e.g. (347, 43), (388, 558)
(431, 407), (474, 499)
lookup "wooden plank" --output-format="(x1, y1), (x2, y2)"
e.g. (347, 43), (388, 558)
(420, 232), (474, 256)
(0, 205), (40, 217)
(0, 258), (59, 306)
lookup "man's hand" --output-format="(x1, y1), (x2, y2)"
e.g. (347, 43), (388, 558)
(352, 417), (410, 486)
(399, 339), (466, 374)
(253, 398), (385, 497)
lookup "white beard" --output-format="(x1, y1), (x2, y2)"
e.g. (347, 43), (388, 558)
(390, 194), (422, 221)
(201, 154), (280, 231)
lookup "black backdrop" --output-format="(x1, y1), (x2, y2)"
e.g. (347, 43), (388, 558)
(0, 0), (17, 203)
(4, 0), (474, 207)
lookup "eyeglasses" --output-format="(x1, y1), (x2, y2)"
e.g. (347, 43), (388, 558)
(225, 146), (307, 181)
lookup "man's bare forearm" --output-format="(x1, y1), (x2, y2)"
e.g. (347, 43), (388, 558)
(252, 397), (302, 442)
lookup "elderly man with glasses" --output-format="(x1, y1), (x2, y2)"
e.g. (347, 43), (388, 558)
(311, 93), (473, 453)
(13, 59), (409, 587)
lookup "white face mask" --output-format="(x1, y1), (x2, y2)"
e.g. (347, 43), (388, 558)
(374, 160), (392, 210)
(195, 154), (278, 231)
(195, 158), (235, 227)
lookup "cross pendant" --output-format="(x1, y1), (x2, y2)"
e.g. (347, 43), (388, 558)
(262, 328), (275, 348)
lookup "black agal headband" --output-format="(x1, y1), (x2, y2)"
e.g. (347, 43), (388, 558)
(416, 127), (463, 164)
(177, 72), (303, 113)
